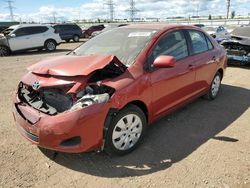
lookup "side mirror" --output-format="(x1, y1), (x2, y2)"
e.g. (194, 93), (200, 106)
(153, 55), (176, 68)
(9, 33), (16, 38)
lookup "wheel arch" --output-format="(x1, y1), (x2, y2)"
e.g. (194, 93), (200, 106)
(217, 68), (224, 79)
(102, 100), (149, 151)
(124, 100), (149, 123)
(44, 38), (57, 45)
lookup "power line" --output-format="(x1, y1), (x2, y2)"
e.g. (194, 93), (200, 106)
(105, 0), (115, 21)
(5, 0), (15, 21)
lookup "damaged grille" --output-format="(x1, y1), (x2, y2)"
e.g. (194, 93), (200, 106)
(18, 83), (73, 115)
(18, 82), (114, 116)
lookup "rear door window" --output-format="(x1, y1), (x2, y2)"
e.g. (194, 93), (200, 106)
(188, 30), (209, 54)
(29, 26), (48, 34)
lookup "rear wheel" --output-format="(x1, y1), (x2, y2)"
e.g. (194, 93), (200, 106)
(104, 105), (147, 155)
(73, 35), (80, 42)
(0, 46), (10, 56)
(44, 40), (57, 52)
(204, 72), (222, 100)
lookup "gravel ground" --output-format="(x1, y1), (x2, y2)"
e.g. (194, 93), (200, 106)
(0, 41), (249, 188)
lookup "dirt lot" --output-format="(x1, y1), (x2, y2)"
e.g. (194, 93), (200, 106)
(0, 41), (249, 188)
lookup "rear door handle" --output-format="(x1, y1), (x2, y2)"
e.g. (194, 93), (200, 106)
(188, 64), (194, 70)
(206, 56), (216, 64)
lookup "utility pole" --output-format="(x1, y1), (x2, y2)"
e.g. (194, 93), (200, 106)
(5, 0), (15, 21)
(196, 3), (199, 17)
(128, 0), (139, 22)
(52, 11), (57, 23)
(105, 0), (115, 21)
(226, 0), (230, 19)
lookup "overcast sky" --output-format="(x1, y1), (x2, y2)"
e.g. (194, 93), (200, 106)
(0, 0), (249, 22)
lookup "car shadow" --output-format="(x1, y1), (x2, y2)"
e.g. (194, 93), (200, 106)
(228, 63), (250, 70)
(40, 84), (250, 177)
(11, 49), (72, 56)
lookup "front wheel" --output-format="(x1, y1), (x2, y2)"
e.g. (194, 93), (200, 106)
(104, 105), (147, 155)
(44, 40), (57, 52)
(0, 46), (10, 56)
(204, 72), (222, 100)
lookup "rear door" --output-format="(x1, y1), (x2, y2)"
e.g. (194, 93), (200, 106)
(149, 30), (196, 118)
(186, 30), (218, 92)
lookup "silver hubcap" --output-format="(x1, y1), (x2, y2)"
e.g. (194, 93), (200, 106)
(112, 114), (142, 151)
(47, 42), (55, 51)
(211, 75), (221, 97)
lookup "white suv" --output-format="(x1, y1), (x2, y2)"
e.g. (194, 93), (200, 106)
(0, 24), (63, 56)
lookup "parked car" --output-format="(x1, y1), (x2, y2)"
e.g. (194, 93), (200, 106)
(13, 24), (227, 155)
(203, 26), (230, 43)
(82, 24), (105, 38)
(221, 26), (250, 65)
(91, 24), (128, 38)
(0, 24), (62, 56)
(194, 24), (205, 28)
(53, 24), (83, 42)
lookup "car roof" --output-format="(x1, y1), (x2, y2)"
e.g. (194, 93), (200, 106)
(55, 23), (78, 26)
(123, 24), (200, 31)
(13, 24), (50, 29)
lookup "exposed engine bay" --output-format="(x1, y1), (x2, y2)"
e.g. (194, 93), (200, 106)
(18, 83), (115, 115)
(221, 33), (250, 65)
(17, 56), (125, 115)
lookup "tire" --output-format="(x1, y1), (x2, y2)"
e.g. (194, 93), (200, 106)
(44, 40), (57, 52)
(204, 72), (222, 100)
(65, 39), (70, 43)
(104, 105), (147, 156)
(73, 35), (80, 42)
(0, 46), (10, 56)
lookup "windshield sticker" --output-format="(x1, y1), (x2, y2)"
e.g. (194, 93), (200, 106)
(128, 32), (152, 37)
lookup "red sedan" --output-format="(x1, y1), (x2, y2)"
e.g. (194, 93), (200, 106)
(13, 24), (227, 155)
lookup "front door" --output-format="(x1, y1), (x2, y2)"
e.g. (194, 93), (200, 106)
(149, 30), (196, 118)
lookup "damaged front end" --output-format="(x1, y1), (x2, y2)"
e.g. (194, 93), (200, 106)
(18, 82), (114, 115)
(13, 55), (127, 152)
(221, 26), (250, 66)
(18, 56), (126, 115)
(17, 55), (126, 116)
(221, 38), (250, 66)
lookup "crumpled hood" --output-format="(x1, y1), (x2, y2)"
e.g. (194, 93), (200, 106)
(28, 55), (126, 77)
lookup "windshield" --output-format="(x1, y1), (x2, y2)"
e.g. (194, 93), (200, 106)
(72, 28), (157, 65)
